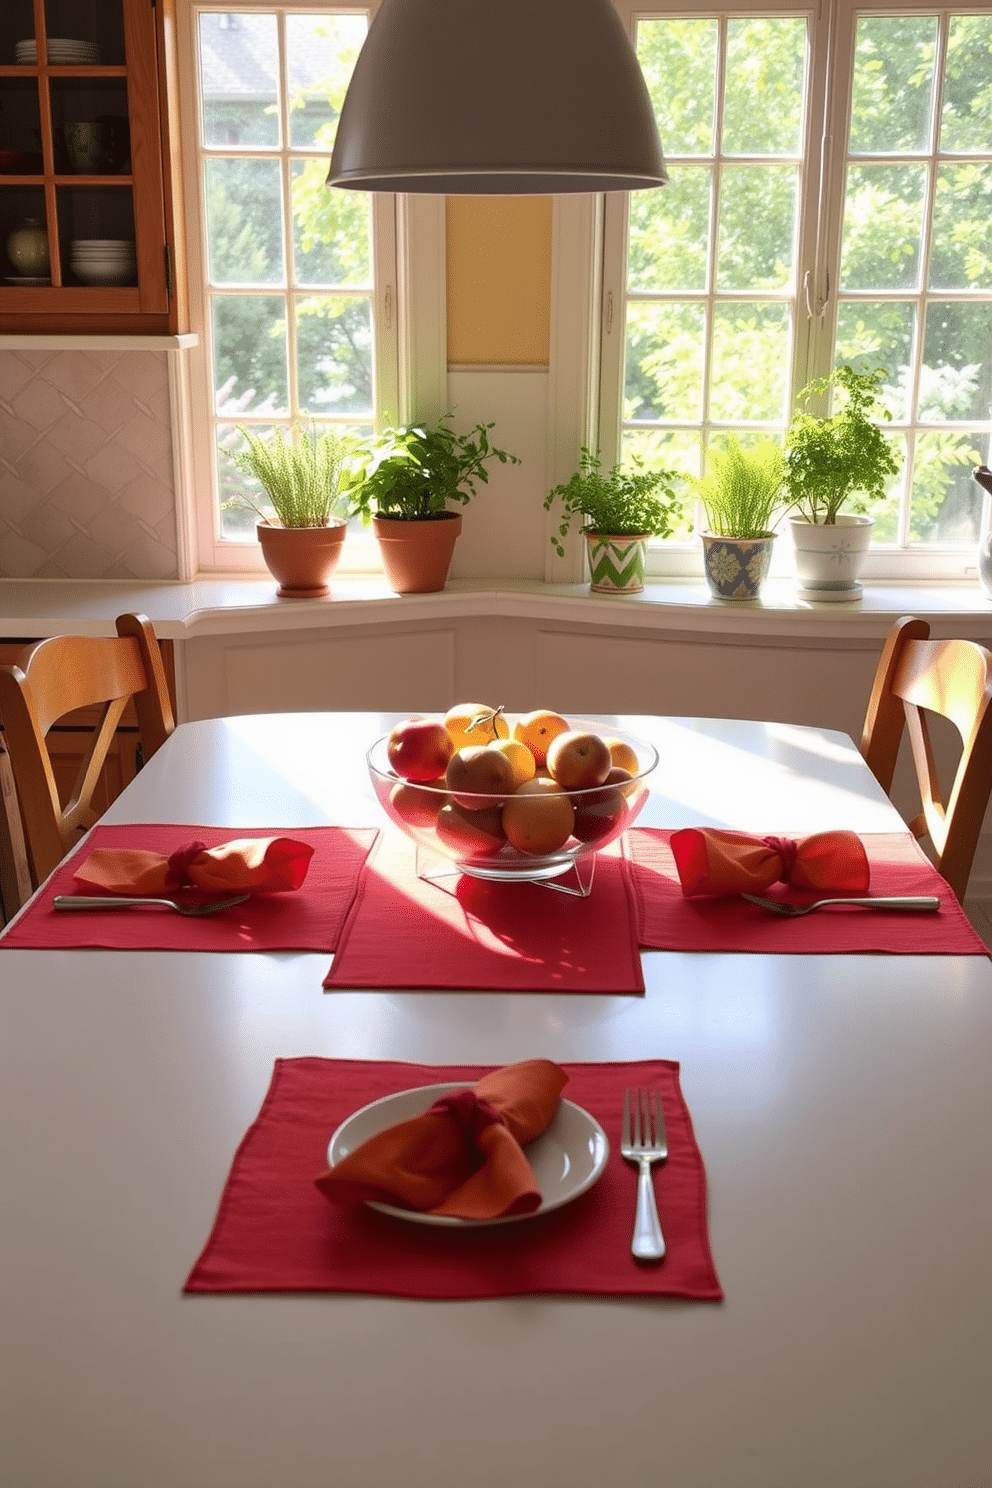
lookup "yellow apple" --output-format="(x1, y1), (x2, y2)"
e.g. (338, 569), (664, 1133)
(489, 737), (537, 788)
(445, 744), (516, 808)
(502, 778), (575, 855)
(512, 709), (571, 768)
(602, 736), (639, 777)
(546, 730), (612, 790)
(443, 702), (510, 750)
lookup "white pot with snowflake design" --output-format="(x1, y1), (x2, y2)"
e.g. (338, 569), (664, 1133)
(788, 514), (874, 601)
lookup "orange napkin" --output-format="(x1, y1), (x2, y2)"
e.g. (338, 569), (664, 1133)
(73, 836), (314, 896)
(314, 1059), (568, 1221)
(670, 828), (870, 897)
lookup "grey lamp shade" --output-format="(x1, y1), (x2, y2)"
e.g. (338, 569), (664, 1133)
(327, 0), (667, 194)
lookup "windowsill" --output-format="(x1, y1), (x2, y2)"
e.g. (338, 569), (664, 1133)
(1, 572), (990, 643)
(0, 334), (198, 350)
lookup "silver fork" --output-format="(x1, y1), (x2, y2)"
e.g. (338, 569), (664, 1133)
(53, 894), (251, 917)
(620, 1088), (667, 1261)
(741, 893), (940, 918)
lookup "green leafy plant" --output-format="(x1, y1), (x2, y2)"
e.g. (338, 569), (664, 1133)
(690, 436), (785, 539)
(231, 423), (351, 528)
(783, 364), (902, 525)
(544, 448), (681, 557)
(343, 414), (519, 523)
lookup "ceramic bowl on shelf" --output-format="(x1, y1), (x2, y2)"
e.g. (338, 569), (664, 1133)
(70, 238), (136, 285)
(367, 717), (658, 891)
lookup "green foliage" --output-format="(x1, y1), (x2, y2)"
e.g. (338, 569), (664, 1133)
(544, 449), (682, 556)
(627, 14), (992, 548)
(690, 436), (785, 538)
(231, 424), (351, 528)
(784, 365), (902, 524)
(343, 415), (520, 523)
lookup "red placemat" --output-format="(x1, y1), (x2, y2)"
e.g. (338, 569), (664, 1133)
(0, 824), (378, 952)
(324, 834), (644, 993)
(184, 1057), (723, 1301)
(629, 829), (989, 955)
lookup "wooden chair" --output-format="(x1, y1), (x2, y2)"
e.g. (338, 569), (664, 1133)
(0, 731), (33, 919)
(861, 616), (992, 902)
(0, 613), (175, 902)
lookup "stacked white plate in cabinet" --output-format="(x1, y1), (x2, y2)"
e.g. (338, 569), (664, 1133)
(70, 238), (136, 286)
(15, 39), (102, 64)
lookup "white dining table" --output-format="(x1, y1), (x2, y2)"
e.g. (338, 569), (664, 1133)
(1, 711), (990, 1488)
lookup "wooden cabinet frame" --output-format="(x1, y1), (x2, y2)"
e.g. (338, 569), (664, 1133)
(0, 0), (187, 334)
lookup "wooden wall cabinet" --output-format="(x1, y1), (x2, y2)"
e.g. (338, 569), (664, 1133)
(0, 0), (187, 334)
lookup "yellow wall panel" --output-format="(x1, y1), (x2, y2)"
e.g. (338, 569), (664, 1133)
(446, 197), (552, 366)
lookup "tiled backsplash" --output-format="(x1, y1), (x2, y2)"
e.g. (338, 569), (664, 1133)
(0, 350), (178, 580)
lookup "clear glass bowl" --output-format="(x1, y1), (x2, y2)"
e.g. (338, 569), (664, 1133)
(367, 718), (658, 890)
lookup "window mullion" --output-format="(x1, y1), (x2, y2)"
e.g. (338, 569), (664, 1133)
(804, 0), (850, 391)
(276, 13), (299, 425)
(700, 17), (728, 452)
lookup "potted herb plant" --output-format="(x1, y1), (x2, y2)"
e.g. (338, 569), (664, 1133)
(690, 436), (785, 600)
(783, 364), (902, 600)
(343, 414), (519, 593)
(232, 423), (351, 598)
(544, 448), (681, 594)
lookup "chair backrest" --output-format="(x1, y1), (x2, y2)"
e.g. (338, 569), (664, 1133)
(861, 615), (992, 902)
(0, 613), (174, 894)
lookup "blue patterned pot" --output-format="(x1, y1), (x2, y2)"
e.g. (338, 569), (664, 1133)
(700, 532), (775, 600)
(585, 532), (649, 593)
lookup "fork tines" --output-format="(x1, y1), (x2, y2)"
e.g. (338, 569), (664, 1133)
(622, 1087), (667, 1154)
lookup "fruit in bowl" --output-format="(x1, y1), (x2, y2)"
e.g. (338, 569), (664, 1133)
(367, 709), (658, 887)
(386, 717), (453, 782)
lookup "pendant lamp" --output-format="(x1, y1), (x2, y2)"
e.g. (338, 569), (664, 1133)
(326, 0), (667, 194)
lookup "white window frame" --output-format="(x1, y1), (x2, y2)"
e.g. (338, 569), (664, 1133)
(583, 0), (992, 583)
(173, 1), (446, 578)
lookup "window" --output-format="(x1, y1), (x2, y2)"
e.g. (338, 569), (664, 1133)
(600, 1), (992, 576)
(180, 5), (401, 573)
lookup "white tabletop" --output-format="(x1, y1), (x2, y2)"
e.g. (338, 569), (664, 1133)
(1, 713), (990, 1488)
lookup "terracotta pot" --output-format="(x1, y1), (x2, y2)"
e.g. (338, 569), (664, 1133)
(256, 519), (346, 598)
(584, 532), (650, 593)
(372, 513), (462, 594)
(700, 532), (775, 600)
(787, 514), (873, 601)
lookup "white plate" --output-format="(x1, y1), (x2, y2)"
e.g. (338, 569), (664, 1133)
(17, 44), (102, 63)
(327, 1081), (609, 1228)
(5, 276), (51, 285)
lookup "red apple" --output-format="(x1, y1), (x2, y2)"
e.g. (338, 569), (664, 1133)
(571, 784), (628, 844)
(386, 717), (453, 782)
(435, 801), (506, 856)
(579, 765), (634, 805)
(445, 744), (516, 808)
(388, 780), (446, 830)
(546, 730), (612, 791)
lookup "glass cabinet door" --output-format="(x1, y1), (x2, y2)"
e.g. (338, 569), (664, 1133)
(0, 0), (177, 332)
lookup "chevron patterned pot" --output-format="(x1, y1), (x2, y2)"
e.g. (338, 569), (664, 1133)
(584, 532), (649, 593)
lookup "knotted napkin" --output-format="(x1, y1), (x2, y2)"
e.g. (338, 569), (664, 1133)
(314, 1059), (568, 1221)
(73, 836), (314, 896)
(670, 827), (870, 897)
